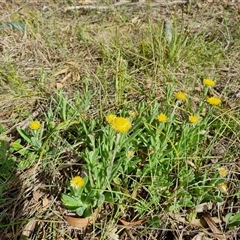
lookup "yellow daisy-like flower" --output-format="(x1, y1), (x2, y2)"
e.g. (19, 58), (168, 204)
(29, 121), (41, 130)
(175, 92), (187, 101)
(189, 115), (199, 124)
(218, 167), (228, 177)
(203, 79), (216, 87)
(157, 113), (168, 123)
(109, 117), (132, 133)
(218, 182), (228, 194)
(207, 97), (221, 106)
(106, 114), (117, 124)
(70, 176), (85, 189)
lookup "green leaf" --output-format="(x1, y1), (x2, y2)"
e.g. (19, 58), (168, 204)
(228, 212), (240, 228)
(113, 177), (122, 185)
(104, 192), (115, 203)
(17, 127), (31, 144)
(17, 159), (32, 170)
(179, 197), (194, 208)
(61, 194), (83, 209)
(18, 148), (30, 157)
(97, 193), (105, 206)
(203, 193), (223, 203)
(30, 137), (42, 149)
(0, 21), (26, 31)
(225, 213), (232, 225)
(148, 216), (161, 228)
(20, 237), (31, 240)
(83, 207), (92, 217)
(76, 207), (86, 216)
(10, 140), (24, 151)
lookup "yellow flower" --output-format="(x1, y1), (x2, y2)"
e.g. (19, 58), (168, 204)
(218, 167), (228, 177)
(207, 97), (221, 106)
(29, 121), (41, 130)
(70, 176), (84, 189)
(175, 92), (187, 101)
(203, 79), (216, 87)
(188, 115), (199, 124)
(126, 150), (134, 158)
(109, 117), (132, 133)
(157, 113), (168, 123)
(218, 182), (228, 194)
(106, 114), (117, 124)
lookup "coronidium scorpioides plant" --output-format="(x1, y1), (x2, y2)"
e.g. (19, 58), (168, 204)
(10, 121), (44, 170)
(61, 114), (137, 217)
(62, 78), (226, 216)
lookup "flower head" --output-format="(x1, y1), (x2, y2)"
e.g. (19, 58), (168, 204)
(109, 117), (132, 133)
(189, 115), (199, 124)
(106, 114), (117, 124)
(207, 97), (221, 106)
(70, 176), (84, 189)
(157, 113), (168, 123)
(203, 79), (216, 87)
(218, 167), (228, 177)
(175, 92), (187, 101)
(218, 182), (228, 194)
(29, 121), (41, 130)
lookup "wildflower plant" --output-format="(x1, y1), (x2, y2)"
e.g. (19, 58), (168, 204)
(61, 108), (142, 217)
(9, 121), (45, 169)
(59, 79), (227, 217)
(10, 78), (227, 219)
(16, 121), (44, 150)
(61, 176), (102, 217)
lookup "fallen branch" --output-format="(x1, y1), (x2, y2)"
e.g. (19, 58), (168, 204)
(64, 0), (187, 12)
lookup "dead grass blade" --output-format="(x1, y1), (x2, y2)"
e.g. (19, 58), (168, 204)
(202, 213), (226, 240)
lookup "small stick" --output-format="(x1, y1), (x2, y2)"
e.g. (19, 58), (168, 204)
(64, 0), (187, 12)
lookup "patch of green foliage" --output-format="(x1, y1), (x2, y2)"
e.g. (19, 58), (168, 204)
(9, 83), (228, 219)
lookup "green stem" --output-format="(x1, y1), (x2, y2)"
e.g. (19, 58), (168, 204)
(105, 133), (121, 189)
